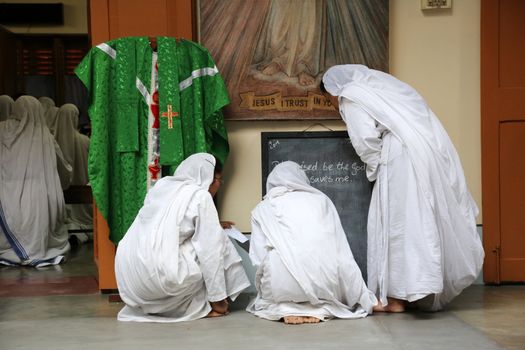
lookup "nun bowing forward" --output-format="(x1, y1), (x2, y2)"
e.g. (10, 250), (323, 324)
(322, 65), (484, 312)
(248, 161), (377, 325)
(115, 153), (250, 323)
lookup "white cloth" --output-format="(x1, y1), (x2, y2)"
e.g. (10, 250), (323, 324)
(0, 95), (14, 122)
(115, 153), (250, 323)
(38, 97), (59, 135)
(323, 64), (484, 310)
(0, 96), (70, 267)
(54, 104), (92, 230)
(248, 161), (377, 321)
(38, 97), (73, 190)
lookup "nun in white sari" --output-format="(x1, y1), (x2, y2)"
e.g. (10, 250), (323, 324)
(37, 97), (73, 189)
(322, 65), (484, 311)
(54, 104), (92, 241)
(115, 153), (250, 323)
(38, 96), (59, 135)
(248, 161), (377, 324)
(0, 95), (14, 122)
(0, 96), (70, 267)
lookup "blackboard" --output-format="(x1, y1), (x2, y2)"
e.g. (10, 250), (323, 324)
(261, 131), (372, 279)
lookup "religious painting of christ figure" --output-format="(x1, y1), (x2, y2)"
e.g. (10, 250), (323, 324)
(197, 0), (388, 120)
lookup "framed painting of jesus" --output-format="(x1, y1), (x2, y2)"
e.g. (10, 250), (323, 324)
(196, 0), (389, 120)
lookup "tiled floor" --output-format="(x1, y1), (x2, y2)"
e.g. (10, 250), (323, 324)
(450, 285), (525, 350)
(0, 242), (98, 297)
(0, 245), (523, 350)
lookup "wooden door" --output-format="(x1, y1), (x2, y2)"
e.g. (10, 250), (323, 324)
(88, 0), (194, 291)
(481, 0), (525, 283)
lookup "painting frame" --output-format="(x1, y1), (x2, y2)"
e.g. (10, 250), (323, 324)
(196, 0), (389, 121)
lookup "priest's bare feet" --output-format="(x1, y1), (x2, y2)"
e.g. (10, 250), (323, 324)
(373, 297), (406, 313)
(259, 62), (282, 76)
(283, 316), (321, 325)
(298, 71), (315, 86)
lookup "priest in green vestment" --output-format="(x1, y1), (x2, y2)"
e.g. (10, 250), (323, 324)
(75, 37), (230, 244)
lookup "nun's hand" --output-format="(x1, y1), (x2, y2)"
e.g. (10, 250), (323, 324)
(220, 221), (235, 229)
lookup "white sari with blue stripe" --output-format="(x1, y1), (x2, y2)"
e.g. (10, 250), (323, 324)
(0, 96), (70, 267)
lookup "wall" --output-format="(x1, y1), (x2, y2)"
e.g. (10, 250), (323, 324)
(3, 0), (88, 34)
(390, 0), (481, 221)
(218, 0), (482, 231)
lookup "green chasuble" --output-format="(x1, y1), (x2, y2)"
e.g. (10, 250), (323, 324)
(75, 37), (230, 244)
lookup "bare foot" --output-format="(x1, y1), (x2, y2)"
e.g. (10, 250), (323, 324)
(206, 310), (225, 318)
(303, 316), (321, 324)
(283, 316), (321, 325)
(259, 62), (282, 76)
(298, 71), (315, 86)
(373, 297), (406, 313)
(210, 299), (229, 315)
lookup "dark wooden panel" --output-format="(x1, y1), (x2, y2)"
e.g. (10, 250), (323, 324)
(0, 26), (17, 95)
(499, 0), (525, 87)
(63, 185), (93, 204)
(499, 121), (525, 282)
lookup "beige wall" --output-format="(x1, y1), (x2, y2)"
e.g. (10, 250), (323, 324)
(390, 0), (481, 221)
(3, 0), (88, 34)
(218, 0), (482, 230)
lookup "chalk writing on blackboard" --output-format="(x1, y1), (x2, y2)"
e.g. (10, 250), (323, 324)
(268, 140), (280, 150)
(270, 160), (366, 183)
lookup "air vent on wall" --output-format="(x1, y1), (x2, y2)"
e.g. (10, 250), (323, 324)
(18, 48), (55, 76)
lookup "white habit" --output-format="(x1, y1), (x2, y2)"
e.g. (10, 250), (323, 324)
(248, 161), (377, 321)
(38, 97), (73, 189)
(0, 96), (70, 267)
(323, 65), (484, 311)
(54, 104), (92, 238)
(38, 96), (59, 135)
(0, 95), (14, 122)
(115, 153), (250, 323)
